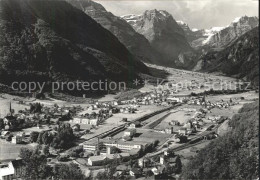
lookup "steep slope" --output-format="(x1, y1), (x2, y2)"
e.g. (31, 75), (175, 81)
(177, 21), (205, 43)
(206, 16), (258, 47)
(0, 0), (149, 92)
(122, 10), (193, 67)
(178, 16), (258, 49)
(182, 101), (259, 179)
(194, 27), (259, 86)
(65, 0), (162, 64)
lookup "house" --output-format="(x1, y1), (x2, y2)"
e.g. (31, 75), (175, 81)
(167, 97), (181, 103)
(88, 156), (107, 166)
(160, 156), (165, 165)
(138, 158), (150, 168)
(167, 156), (178, 165)
(151, 166), (165, 175)
(88, 153), (130, 166)
(3, 116), (16, 125)
(12, 135), (23, 144)
(129, 168), (142, 177)
(184, 122), (192, 129)
(178, 127), (187, 135)
(164, 149), (174, 157)
(3, 116), (16, 130)
(170, 120), (180, 126)
(1, 131), (10, 138)
(71, 117), (99, 126)
(124, 128), (136, 137)
(106, 153), (130, 161)
(129, 121), (140, 128)
(165, 127), (173, 134)
(0, 159), (23, 180)
(72, 124), (80, 131)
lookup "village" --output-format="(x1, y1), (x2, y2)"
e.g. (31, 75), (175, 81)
(0, 65), (258, 180)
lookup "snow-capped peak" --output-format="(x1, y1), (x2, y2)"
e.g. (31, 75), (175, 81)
(159, 10), (167, 17)
(120, 14), (140, 20)
(177, 20), (186, 25)
(192, 28), (199, 32)
(233, 17), (241, 23)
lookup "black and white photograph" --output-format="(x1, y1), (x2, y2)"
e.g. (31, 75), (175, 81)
(0, 0), (259, 179)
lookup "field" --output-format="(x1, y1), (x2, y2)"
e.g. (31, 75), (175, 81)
(111, 128), (173, 146)
(144, 63), (236, 95)
(175, 141), (211, 166)
(79, 105), (164, 140)
(0, 140), (35, 161)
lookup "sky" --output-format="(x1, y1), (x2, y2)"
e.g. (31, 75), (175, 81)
(94, 0), (259, 29)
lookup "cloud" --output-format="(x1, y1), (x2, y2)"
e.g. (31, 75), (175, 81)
(95, 0), (258, 29)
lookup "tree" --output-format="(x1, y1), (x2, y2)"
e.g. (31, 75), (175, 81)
(68, 146), (83, 158)
(52, 163), (87, 180)
(30, 131), (39, 143)
(0, 118), (4, 129)
(174, 156), (182, 174)
(30, 103), (43, 113)
(42, 145), (50, 156)
(182, 101), (259, 179)
(19, 147), (51, 179)
(37, 131), (44, 144)
(42, 132), (53, 145)
(145, 170), (153, 178)
(51, 123), (75, 149)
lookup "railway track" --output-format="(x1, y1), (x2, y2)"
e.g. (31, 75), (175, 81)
(145, 124), (221, 158)
(84, 103), (182, 141)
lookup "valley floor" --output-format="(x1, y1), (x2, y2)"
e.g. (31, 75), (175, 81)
(0, 63), (258, 179)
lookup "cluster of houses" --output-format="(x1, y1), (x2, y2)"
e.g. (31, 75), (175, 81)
(0, 131), (25, 144)
(187, 98), (238, 109)
(0, 103), (84, 131)
(119, 91), (183, 106)
(128, 150), (178, 178)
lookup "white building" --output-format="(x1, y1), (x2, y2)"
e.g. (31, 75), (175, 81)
(0, 159), (22, 180)
(123, 128), (136, 137)
(11, 136), (23, 144)
(71, 117), (99, 126)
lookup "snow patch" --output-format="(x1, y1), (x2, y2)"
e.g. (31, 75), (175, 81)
(159, 10), (167, 17)
(233, 17), (241, 23)
(177, 20), (185, 25)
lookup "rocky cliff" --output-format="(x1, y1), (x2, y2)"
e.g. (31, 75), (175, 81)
(195, 27), (259, 86)
(206, 16), (258, 47)
(122, 10), (193, 67)
(65, 0), (162, 64)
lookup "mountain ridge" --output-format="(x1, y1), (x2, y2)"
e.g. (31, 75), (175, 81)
(65, 0), (163, 65)
(0, 0), (149, 93)
(122, 9), (193, 67)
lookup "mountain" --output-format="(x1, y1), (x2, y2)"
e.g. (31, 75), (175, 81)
(177, 21), (205, 43)
(122, 10), (193, 67)
(65, 0), (162, 64)
(205, 16), (258, 47)
(179, 16), (258, 48)
(177, 21), (225, 48)
(194, 27), (259, 86)
(183, 101), (259, 179)
(0, 0), (149, 93)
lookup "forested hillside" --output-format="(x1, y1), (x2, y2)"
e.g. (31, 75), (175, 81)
(182, 101), (259, 179)
(0, 0), (148, 92)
